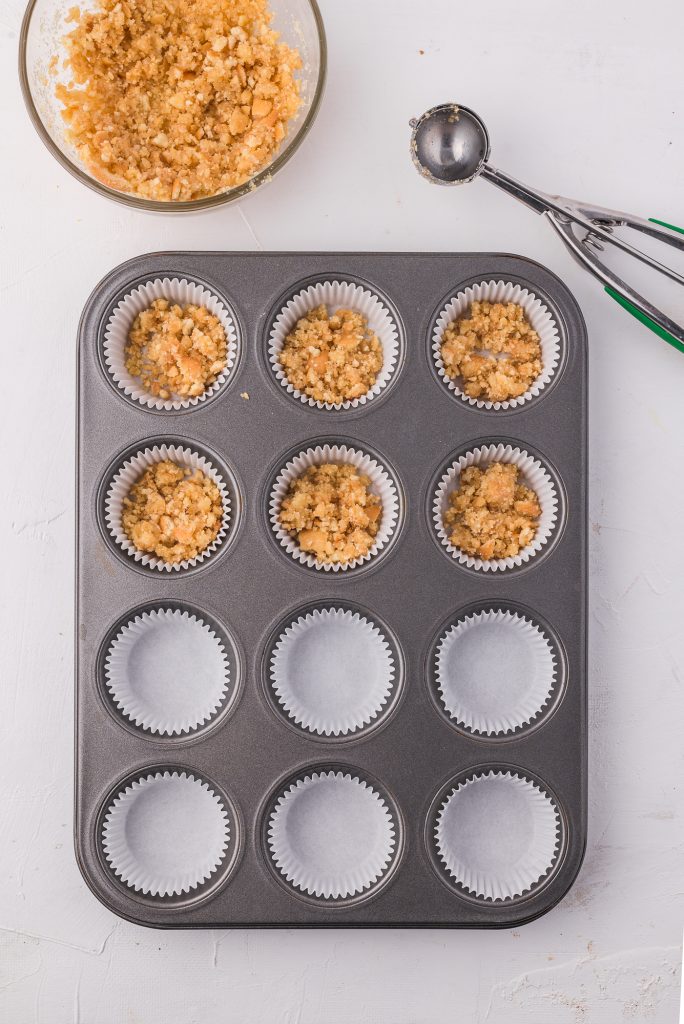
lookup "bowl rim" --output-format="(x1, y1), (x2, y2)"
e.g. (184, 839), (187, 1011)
(18, 0), (327, 213)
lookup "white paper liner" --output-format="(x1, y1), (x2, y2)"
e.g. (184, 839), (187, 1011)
(270, 608), (395, 736)
(435, 771), (560, 901)
(104, 277), (238, 411)
(102, 770), (230, 897)
(268, 280), (401, 410)
(104, 443), (231, 573)
(270, 444), (399, 572)
(267, 771), (396, 899)
(432, 280), (561, 410)
(435, 610), (556, 735)
(104, 608), (230, 736)
(433, 443), (559, 572)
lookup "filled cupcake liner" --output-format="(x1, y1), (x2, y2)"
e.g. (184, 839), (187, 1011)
(104, 443), (231, 573)
(267, 770), (396, 899)
(432, 280), (561, 410)
(268, 280), (400, 410)
(435, 771), (560, 901)
(435, 610), (557, 735)
(270, 608), (395, 736)
(104, 608), (231, 736)
(102, 770), (230, 897)
(270, 444), (399, 572)
(433, 443), (558, 572)
(103, 277), (238, 411)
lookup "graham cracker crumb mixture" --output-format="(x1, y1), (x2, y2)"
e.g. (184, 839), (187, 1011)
(440, 301), (542, 402)
(122, 460), (223, 563)
(444, 463), (541, 560)
(125, 298), (227, 400)
(56, 0), (302, 201)
(278, 463), (382, 565)
(279, 306), (383, 405)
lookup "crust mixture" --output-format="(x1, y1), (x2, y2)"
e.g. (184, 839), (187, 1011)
(56, 0), (302, 201)
(122, 460), (223, 563)
(278, 306), (383, 405)
(440, 301), (542, 402)
(125, 298), (228, 400)
(444, 462), (540, 560)
(278, 463), (382, 565)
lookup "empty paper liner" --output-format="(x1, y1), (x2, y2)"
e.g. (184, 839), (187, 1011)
(435, 609), (557, 735)
(269, 606), (396, 736)
(267, 770), (397, 900)
(104, 607), (231, 736)
(101, 770), (231, 898)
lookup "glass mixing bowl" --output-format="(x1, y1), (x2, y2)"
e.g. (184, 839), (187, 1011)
(19, 0), (326, 212)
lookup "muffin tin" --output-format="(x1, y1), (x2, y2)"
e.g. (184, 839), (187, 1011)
(76, 251), (587, 927)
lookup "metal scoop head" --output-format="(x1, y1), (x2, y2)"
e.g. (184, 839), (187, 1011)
(409, 103), (490, 185)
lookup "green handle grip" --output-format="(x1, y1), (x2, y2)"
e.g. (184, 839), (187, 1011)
(605, 285), (684, 355)
(648, 217), (684, 236)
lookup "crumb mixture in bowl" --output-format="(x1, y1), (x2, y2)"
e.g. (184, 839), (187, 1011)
(440, 301), (542, 403)
(125, 298), (228, 400)
(444, 463), (541, 560)
(122, 460), (223, 563)
(278, 463), (382, 565)
(278, 305), (383, 404)
(56, 0), (302, 202)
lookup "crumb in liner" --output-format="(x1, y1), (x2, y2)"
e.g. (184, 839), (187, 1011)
(443, 462), (540, 559)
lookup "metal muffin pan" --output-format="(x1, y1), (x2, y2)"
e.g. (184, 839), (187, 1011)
(76, 251), (587, 927)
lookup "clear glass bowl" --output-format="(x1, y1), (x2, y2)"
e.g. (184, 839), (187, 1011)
(19, 0), (326, 212)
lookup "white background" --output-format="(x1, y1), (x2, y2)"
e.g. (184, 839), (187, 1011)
(2, 0), (683, 1020)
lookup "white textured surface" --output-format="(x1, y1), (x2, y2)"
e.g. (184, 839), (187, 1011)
(1, 0), (683, 1019)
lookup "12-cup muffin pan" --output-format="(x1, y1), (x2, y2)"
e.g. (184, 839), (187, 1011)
(76, 251), (587, 928)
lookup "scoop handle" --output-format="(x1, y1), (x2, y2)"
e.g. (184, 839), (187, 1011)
(605, 285), (684, 355)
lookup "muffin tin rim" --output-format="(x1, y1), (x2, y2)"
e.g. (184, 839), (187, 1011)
(95, 598), (245, 744)
(94, 763), (244, 910)
(426, 435), (568, 577)
(257, 760), (406, 909)
(95, 435), (244, 578)
(423, 763), (569, 907)
(426, 271), (570, 416)
(259, 597), (407, 743)
(423, 598), (568, 742)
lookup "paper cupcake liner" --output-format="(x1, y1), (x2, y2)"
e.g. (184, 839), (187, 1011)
(433, 443), (559, 572)
(435, 771), (561, 901)
(104, 443), (231, 573)
(267, 770), (396, 899)
(104, 608), (231, 736)
(102, 770), (230, 897)
(432, 280), (561, 410)
(270, 444), (399, 572)
(270, 608), (395, 736)
(268, 280), (400, 410)
(104, 277), (238, 411)
(435, 610), (557, 735)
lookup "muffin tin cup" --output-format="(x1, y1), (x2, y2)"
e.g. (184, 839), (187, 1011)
(433, 443), (559, 572)
(104, 607), (231, 737)
(432, 279), (562, 410)
(268, 279), (401, 410)
(266, 769), (398, 900)
(435, 609), (557, 736)
(433, 770), (561, 901)
(269, 443), (400, 572)
(103, 277), (238, 411)
(269, 607), (396, 737)
(104, 442), (231, 573)
(101, 770), (231, 898)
